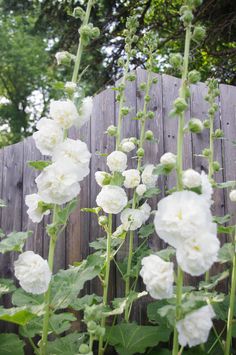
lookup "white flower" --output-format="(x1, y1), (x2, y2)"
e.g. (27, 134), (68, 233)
(229, 190), (236, 202)
(33, 118), (64, 156)
(14, 251), (52, 294)
(136, 184), (147, 196)
(140, 255), (174, 299)
(160, 152), (176, 167)
(121, 208), (144, 231)
(176, 305), (215, 347)
(121, 141), (136, 153)
(201, 171), (213, 205)
(95, 171), (111, 187)
(176, 232), (219, 276)
(141, 164), (158, 188)
(76, 97), (93, 128)
(139, 202), (151, 224)
(107, 151), (127, 172)
(25, 194), (50, 223)
(183, 169), (201, 189)
(96, 185), (127, 214)
(36, 159), (81, 205)
(154, 191), (216, 248)
(52, 138), (91, 181)
(122, 169), (140, 188)
(49, 100), (79, 129)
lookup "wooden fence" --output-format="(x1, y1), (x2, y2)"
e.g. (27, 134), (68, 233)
(0, 69), (236, 321)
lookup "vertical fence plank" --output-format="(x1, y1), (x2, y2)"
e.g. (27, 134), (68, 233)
(220, 84), (236, 223)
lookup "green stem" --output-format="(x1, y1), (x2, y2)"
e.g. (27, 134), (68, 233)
(89, 334), (94, 351)
(98, 213), (112, 355)
(71, 0), (93, 84)
(172, 24), (191, 355)
(225, 227), (236, 355)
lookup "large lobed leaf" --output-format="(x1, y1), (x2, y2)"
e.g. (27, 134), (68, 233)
(0, 231), (32, 254)
(0, 334), (24, 355)
(0, 304), (44, 325)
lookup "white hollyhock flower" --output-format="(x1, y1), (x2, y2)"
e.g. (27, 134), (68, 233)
(160, 152), (176, 167)
(139, 202), (151, 224)
(49, 100), (79, 129)
(183, 169), (201, 189)
(14, 251), (52, 294)
(229, 190), (236, 202)
(25, 194), (50, 223)
(140, 255), (174, 299)
(141, 164), (158, 188)
(33, 118), (64, 156)
(77, 97), (93, 128)
(154, 191), (215, 248)
(121, 208), (144, 231)
(201, 171), (213, 205)
(52, 138), (91, 181)
(96, 185), (127, 214)
(176, 305), (215, 347)
(107, 151), (127, 173)
(176, 232), (219, 276)
(36, 159), (81, 205)
(122, 169), (140, 188)
(121, 140), (136, 153)
(95, 171), (111, 187)
(136, 184), (147, 196)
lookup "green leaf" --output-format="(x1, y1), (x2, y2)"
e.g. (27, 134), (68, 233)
(27, 160), (51, 170)
(89, 237), (122, 251)
(218, 225), (235, 234)
(218, 243), (234, 264)
(213, 214), (231, 224)
(55, 198), (78, 225)
(47, 333), (85, 355)
(143, 187), (160, 198)
(19, 317), (43, 338)
(70, 294), (102, 311)
(105, 323), (171, 355)
(81, 207), (101, 214)
(110, 171), (125, 186)
(157, 305), (176, 326)
(199, 271), (229, 290)
(216, 181), (236, 189)
(153, 164), (173, 176)
(138, 223), (155, 238)
(147, 300), (172, 327)
(49, 313), (76, 335)
(156, 247), (176, 261)
(12, 288), (43, 307)
(0, 231), (32, 253)
(0, 278), (16, 296)
(0, 334), (24, 355)
(0, 304), (44, 325)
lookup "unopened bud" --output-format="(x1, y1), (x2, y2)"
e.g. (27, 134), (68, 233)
(188, 70), (201, 84)
(213, 161), (220, 172)
(106, 125), (117, 136)
(188, 118), (204, 134)
(145, 130), (154, 141)
(214, 129), (224, 138)
(170, 53), (183, 68)
(192, 26), (206, 43)
(98, 216), (108, 226)
(137, 148), (145, 157)
(174, 97), (188, 113)
(203, 119), (210, 128)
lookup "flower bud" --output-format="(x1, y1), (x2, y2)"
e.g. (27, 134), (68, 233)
(192, 26), (206, 43)
(181, 10), (194, 24)
(139, 82), (147, 91)
(188, 70), (201, 84)
(55, 51), (72, 65)
(145, 130), (154, 141)
(229, 190), (236, 202)
(214, 129), (224, 138)
(136, 184), (147, 196)
(131, 49), (137, 56)
(91, 27), (100, 38)
(137, 148), (145, 157)
(121, 141), (136, 153)
(183, 169), (201, 188)
(188, 118), (204, 134)
(121, 107), (130, 116)
(180, 5), (189, 15)
(173, 97), (188, 114)
(152, 77), (158, 84)
(118, 58), (125, 67)
(213, 161), (220, 172)
(202, 148), (210, 157)
(170, 53), (183, 68)
(87, 320), (97, 331)
(72, 7), (85, 20)
(145, 95), (151, 102)
(203, 119), (210, 129)
(129, 137), (138, 144)
(208, 107), (216, 116)
(98, 216), (108, 226)
(160, 152), (177, 168)
(95, 326), (105, 337)
(64, 81), (77, 94)
(127, 73), (136, 81)
(106, 125), (117, 136)
(79, 344), (90, 354)
(147, 111), (155, 119)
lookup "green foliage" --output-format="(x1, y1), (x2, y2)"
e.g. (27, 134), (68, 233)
(138, 223), (155, 238)
(105, 323), (171, 355)
(218, 243), (235, 264)
(46, 333), (86, 355)
(0, 231), (32, 254)
(199, 271), (229, 290)
(0, 334), (24, 355)
(0, 304), (44, 326)
(27, 160), (52, 170)
(49, 313), (77, 335)
(109, 172), (125, 186)
(0, 278), (16, 296)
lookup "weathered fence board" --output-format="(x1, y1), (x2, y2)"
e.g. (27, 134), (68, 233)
(0, 71), (236, 328)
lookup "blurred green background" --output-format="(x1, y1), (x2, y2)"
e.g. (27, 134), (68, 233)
(0, 0), (235, 148)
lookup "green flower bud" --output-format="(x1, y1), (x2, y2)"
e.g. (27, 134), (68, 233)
(118, 58), (125, 67)
(203, 119), (210, 128)
(188, 118), (204, 134)
(213, 161), (220, 172)
(202, 148), (210, 157)
(147, 111), (155, 119)
(170, 53), (183, 68)
(79, 344), (90, 354)
(91, 27), (100, 38)
(106, 125), (117, 136)
(208, 107), (216, 116)
(180, 5), (189, 15)
(137, 111), (144, 119)
(181, 10), (194, 24)
(137, 148), (145, 157)
(87, 320), (97, 331)
(127, 73), (136, 81)
(145, 130), (154, 141)
(145, 95), (151, 102)
(121, 107), (130, 116)
(192, 26), (206, 43)
(98, 216), (108, 226)
(214, 129), (224, 138)
(152, 77), (158, 84)
(173, 97), (188, 113)
(188, 70), (201, 84)
(95, 326), (105, 338)
(72, 7), (85, 20)
(131, 49), (137, 56)
(139, 82), (147, 91)
(212, 103), (218, 111)
(129, 137), (138, 144)
(124, 44), (130, 52)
